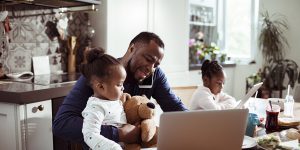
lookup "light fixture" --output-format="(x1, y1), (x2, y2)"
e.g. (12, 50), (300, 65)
(86, 20), (95, 39)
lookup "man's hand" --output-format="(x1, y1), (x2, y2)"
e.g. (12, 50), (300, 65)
(118, 124), (141, 143)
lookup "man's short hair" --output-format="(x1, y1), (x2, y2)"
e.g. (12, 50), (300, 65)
(130, 32), (165, 49)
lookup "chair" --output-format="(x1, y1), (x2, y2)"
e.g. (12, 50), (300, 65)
(171, 86), (198, 107)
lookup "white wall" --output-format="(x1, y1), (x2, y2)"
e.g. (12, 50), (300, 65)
(259, 0), (300, 67)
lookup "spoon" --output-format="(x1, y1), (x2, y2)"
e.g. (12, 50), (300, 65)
(269, 100), (273, 111)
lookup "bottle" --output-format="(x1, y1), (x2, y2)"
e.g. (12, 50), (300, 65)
(284, 95), (294, 117)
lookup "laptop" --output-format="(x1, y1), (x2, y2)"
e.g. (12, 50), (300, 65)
(235, 82), (263, 109)
(157, 109), (249, 150)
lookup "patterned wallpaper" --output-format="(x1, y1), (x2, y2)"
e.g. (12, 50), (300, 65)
(0, 7), (89, 74)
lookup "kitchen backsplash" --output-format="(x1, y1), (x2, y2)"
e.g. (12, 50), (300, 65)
(0, 7), (89, 74)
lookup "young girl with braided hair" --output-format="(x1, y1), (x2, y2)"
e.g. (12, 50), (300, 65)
(81, 47), (127, 150)
(190, 60), (237, 110)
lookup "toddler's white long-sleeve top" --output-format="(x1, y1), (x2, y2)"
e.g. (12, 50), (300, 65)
(82, 97), (127, 150)
(190, 85), (237, 110)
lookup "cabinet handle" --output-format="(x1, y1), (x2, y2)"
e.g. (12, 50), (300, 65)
(0, 113), (7, 116)
(32, 105), (44, 113)
(37, 105), (44, 111)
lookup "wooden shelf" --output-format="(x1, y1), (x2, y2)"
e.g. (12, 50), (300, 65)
(189, 62), (236, 70)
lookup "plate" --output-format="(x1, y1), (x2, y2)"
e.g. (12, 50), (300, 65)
(242, 136), (257, 149)
(256, 144), (268, 150)
(280, 130), (292, 141)
(278, 118), (300, 127)
(280, 128), (300, 141)
(256, 134), (281, 150)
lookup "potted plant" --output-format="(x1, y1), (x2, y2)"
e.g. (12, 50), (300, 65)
(262, 59), (299, 98)
(189, 39), (220, 64)
(259, 11), (289, 64)
(258, 11), (300, 98)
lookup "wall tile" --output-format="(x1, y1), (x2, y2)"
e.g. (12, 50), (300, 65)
(6, 43), (33, 73)
(0, 7), (88, 74)
(10, 16), (35, 43)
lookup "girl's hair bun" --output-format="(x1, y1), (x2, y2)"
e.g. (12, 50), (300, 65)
(86, 47), (105, 63)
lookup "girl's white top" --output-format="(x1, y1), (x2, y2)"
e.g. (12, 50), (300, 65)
(190, 85), (237, 110)
(82, 96), (127, 150)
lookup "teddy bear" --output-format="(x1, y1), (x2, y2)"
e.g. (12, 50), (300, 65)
(120, 93), (158, 150)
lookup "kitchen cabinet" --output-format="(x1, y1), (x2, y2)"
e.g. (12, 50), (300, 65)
(22, 100), (53, 150)
(0, 77), (78, 150)
(188, 0), (218, 44)
(152, 0), (189, 73)
(0, 102), (21, 150)
(189, 0), (217, 26)
(0, 100), (53, 150)
(90, 0), (149, 58)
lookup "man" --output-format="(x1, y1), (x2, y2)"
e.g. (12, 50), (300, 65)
(52, 32), (188, 148)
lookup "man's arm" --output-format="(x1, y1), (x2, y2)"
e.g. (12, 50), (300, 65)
(52, 76), (119, 143)
(152, 68), (188, 111)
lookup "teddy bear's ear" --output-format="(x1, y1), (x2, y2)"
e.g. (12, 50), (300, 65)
(120, 93), (131, 104)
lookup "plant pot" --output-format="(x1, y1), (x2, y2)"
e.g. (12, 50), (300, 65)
(210, 53), (217, 61)
(220, 54), (227, 63)
(271, 90), (280, 98)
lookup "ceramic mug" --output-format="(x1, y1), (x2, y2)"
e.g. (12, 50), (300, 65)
(245, 113), (260, 137)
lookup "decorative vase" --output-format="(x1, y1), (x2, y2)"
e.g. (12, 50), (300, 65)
(67, 36), (77, 73)
(271, 90), (280, 98)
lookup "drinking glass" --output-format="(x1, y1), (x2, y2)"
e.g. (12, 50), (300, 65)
(265, 104), (280, 133)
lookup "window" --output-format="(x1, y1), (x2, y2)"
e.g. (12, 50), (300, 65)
(222, 0), (259, 61)
(188, 0), (259, 70)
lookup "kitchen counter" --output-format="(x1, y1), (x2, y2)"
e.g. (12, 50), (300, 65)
(0, 73), (80, 104)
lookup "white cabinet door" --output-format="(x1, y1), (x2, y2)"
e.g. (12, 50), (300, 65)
(0, 103), (21, 150)
(153, 0), (189, 73)
(106, 0), (149, 58)
(90, 0), (149, 58)
(23, 100), (53, 150)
